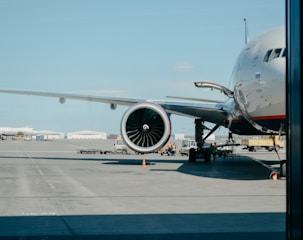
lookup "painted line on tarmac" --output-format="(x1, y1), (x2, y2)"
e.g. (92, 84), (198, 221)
(26, 152), (57, 190)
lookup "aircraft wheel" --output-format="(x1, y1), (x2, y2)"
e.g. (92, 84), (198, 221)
(280, 160), (287, 177)
(204, 148), (211, 163)
(189, 148), (196, 163)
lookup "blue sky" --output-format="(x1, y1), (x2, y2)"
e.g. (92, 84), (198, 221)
(0, 0), (285, 135)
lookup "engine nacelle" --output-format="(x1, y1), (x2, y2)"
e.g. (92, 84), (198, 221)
(120, 102), (171, 153)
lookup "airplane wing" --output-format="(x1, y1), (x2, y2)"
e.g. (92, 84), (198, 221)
(0, 89), (141, 106)
(0, 89), (228, 125)
(0, 88), (229, 153)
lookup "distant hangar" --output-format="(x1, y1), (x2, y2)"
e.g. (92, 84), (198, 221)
(0, 127), (107, 140)
(66, 131), (107, 140)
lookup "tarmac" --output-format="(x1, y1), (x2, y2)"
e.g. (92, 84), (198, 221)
(0, 139), (286, 239)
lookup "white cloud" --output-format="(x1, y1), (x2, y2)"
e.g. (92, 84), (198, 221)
(173, 62), (195, 73)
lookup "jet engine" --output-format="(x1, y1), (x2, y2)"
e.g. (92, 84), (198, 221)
(120, 102), (171, 153)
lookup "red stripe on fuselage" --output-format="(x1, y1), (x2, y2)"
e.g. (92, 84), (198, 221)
(228, 115), (286, 123)
(250, 115), (286, 121)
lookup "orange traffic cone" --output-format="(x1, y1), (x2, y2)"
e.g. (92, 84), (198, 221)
(142, 158), (146, 168)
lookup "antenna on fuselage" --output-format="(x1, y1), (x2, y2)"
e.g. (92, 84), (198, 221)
(244, 18), (249, 44)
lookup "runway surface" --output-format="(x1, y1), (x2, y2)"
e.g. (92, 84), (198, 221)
(0, 139), (286, 239)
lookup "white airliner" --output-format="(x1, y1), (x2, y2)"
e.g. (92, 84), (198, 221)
(0, 26), (286, 173)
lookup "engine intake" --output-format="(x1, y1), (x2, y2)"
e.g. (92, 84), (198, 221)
(121, 102), (171, 153)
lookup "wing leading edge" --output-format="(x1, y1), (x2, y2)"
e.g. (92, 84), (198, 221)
(0, 89), (228, 126)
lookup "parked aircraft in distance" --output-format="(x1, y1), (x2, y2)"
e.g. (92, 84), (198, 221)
(0, 26), (286, 175)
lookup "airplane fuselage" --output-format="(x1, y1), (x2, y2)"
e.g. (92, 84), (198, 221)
(230, 27), (285, 134)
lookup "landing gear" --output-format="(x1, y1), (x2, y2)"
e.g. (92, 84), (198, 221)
(280, 160), (287, 178)
(204, 148), (211, 162)
(189, 148), (196, 163)
(188, 119), (218, 163)
(271, 135), (287, 178)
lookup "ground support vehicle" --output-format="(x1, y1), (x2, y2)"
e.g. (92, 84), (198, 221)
(217, 145), (234, 157)
(114, 138), (128, 154)
(78, 149), (112, 154)
(241, 136), (284, 152)
(158, 148), (176, 156)
(179, 139), (197, 156)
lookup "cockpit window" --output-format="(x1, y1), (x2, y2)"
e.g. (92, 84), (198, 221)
(263, 48), (285, 62)
(270, 48), (282, 60)
(263, 49), (273, 62)
(282, 48), (287, 57)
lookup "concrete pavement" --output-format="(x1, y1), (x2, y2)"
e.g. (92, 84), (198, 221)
(0, 140), (286, 239)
